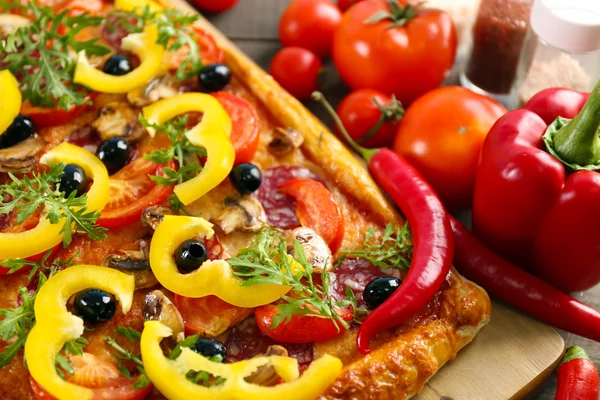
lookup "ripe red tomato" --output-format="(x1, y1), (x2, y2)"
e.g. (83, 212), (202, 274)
(212, 92), (260, 164)
(278, 178), (344, 253)
(393, 86), (506, 211)
(255, 305), (353, 343)
(337, 0), (365, 11)
(333, 0), (457, 105)
(21, 100), (92, 128)
(96, 158), (174, 229)
(30, 353), (153, 400)
(278, 0), (342, 58)
(336, 89), (402, 149)
(191, 0), (238, 13)
(269, 47), (323, 100)
(168, 27), (224, 69)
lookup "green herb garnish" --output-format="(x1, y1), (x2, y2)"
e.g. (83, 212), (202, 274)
(106, 327), (150, 388)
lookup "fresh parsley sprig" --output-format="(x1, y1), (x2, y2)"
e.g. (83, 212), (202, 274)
(106, 327), (151, 388)
(108, 6), (203, 81)
(0, 1), (110, 109)
(0, 163), (107, 247)
(228, 229), (351, 331)
(339, 223), (412, 270)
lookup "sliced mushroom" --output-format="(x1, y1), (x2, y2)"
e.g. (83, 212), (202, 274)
(291, 227), (333, 272)
(212, 196), (267, 235)
(245, 345), (288, 386)
(268, 127), (304, 156)
(0, 136), (46, 173)
(127, 74), (180, 107)
(0, 14), (30, 40)
(90, 102), (145, 141)
(102, 250), (159, 289)
(143, 290), (185, 341)
(142, 205), (175, 234)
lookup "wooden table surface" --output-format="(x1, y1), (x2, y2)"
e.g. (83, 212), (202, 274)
(202, 1), (600, 398)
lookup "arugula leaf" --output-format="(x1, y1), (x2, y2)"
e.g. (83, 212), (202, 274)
(0, 163), (107, 247)
(0, 288), (35, 368)
(228, 229), (351, 331)
(105, 329), (150, 388)
(339, 223), (412, 270)
(185, 355), (225, 387)
(1, 251), (79, 281)
(0, 1), (110, 109)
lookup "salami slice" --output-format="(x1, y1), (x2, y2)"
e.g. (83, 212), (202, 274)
(226, 317), (313, 369)
(254, 166), (323, 229)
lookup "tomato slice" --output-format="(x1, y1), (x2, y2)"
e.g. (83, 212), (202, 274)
(30, 353), (152, 400)
(254, 304), (353, 344)
(174, 294), (255, 337)
(96, 158), (174, 229)
(56, 0), (104, 15)
(21, 97), (93, 128)
(212, 92), (260, 164)
(278, 178), (344, 253)
(168, 27), (224, 70)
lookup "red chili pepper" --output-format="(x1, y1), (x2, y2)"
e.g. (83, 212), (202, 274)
(555, 346), (599, 400)
(473, 81), (600, 292)
(313, 92), (453, 354)
(450, 215), (600, 342)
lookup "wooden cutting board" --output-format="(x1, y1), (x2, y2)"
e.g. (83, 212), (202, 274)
(160, 1), (566, 398)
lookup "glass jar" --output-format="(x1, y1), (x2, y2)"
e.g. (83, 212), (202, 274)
(460, 0), (533, 107)
(513, 0), (600, 107)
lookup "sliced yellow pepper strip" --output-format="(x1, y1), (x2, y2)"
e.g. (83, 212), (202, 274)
(114, 0), (163, 12)
(73, 24), (165, 94)
(142, 93), (234, 205)
(0, 70), (21, 136)
(0, 143), (110, 259)
(141, 321), (343, 400)
(149, 215), (290, 306)
(25, 266), (135, 400)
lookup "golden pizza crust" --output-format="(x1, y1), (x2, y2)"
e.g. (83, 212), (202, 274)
(155, 1), (493, 398)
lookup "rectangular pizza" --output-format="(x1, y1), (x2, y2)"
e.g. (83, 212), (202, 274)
(0, 0), (491, 399)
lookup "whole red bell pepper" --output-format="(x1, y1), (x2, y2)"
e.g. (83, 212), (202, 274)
(473, 81), (600, 292)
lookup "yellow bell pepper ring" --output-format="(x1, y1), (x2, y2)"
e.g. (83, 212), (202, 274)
(73, 24), (165, 94)
(114, 0), (163, 12)
(141, 321), (343, 400)
(0, 143), (110, 259)
(25, 265), (135, 400)
(149, 215), (290, 306)
(0, 70), (22, 136)
(142, 93), (234, 205)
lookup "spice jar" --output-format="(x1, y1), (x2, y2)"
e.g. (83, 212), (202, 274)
(460, 0), (533, 107)
(513, 0), (600, 106)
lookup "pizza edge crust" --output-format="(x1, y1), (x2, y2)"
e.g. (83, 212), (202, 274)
(159, 2), (493, 398)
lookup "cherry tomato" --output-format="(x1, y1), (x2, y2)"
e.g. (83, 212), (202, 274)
(269, 47), (323, 100)
(190, 0), (238, 13)
(212, 92), (260, 164)
(21, 100), (92, 128)
(168, 27), (224, 70)
(337, 0), (365, 12)
(174, 295), (254, 337)
(393, 86), (506, 211)
(30, 353), (153, 400)
(96, 158), (174, 229)
(56, 0), (104, 16)
(333, 0), (457, 105)
(255, 304), (353, 344)
(278, 0), (342, 58)
(278, 178), (344, 253)
(336, 89), (403, 149)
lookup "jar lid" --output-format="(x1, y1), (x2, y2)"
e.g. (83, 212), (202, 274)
(531, 0), (600, 53)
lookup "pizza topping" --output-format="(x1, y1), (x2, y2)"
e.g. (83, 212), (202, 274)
(149, 215), (290, 305)
(175, 239), (209, 273)
(191, 337), (228, 360)
(74, 289), (117, 324)
(24, 265), (135, 400)
(91, 102), (146, 142)
(142, 93), (233, 205)
(102, 249), (158, 289)
(230, 163), (263, 195)
(198, 63), (232, 93)
(102, 54), (134, 76)
(58, 164), (89, 198)
(245, 345), (288, 386)
(0, 70), (23, 142)
(0, 13), (30, 40)
(0, 136), (46, 174)
(290, 227), (332, 273)
(212, 196), (267, 235)
(363, 276), (402, 310)
(0, 143), (109, 259)
(268, 127), (304, 157)
(127, 74), (181, 107)
(255, 166), (322, 229)
(140, 320), (343, 400)
(96, 137), (133, 175)
(143, 290), (185, 341)
(141, 205), (174, 233)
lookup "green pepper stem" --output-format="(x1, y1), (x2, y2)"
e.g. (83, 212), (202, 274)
(561, 345), (590, 364)
(311, 91), (378, 163)
(550, 80), (600, 170)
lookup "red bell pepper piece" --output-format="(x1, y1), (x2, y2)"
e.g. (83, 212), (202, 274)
(313, 92), (453, 354)
(473, 81), (600, 292)
(555, 346), (599, 400)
